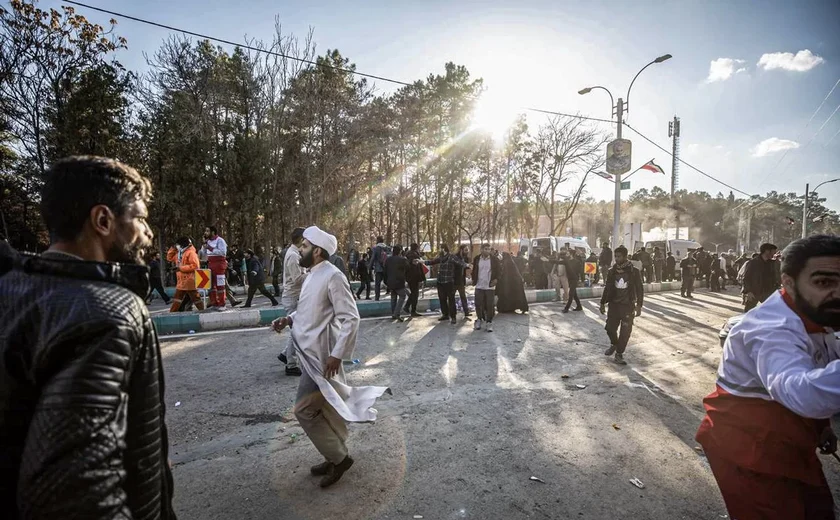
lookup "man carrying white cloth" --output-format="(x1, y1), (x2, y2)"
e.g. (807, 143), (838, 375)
(272, 225), (390, 488)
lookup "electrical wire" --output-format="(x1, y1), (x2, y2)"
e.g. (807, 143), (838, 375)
(65, 1), (616, 126)
(621, 122), (752, 197)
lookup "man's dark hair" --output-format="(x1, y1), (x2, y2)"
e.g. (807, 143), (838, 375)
(615, 245), (628, 256)
(208, 225), (217, 235)
(176, 237), (191, 248)
(291, 227), (306, 242)
(376, 236), (384, 243)
(316, 246), (330, 261)
(392, 244), (403, 256)
(640, 247), (646, 252)
(482, 242), (491, 249)
(440, 244), (450, 254)
(245, 248), (255, 257)
(759, 242), (778, 254)
(603, 242), (609, 248)
(41, 156), (152, 242)
(782, 235), (840, 279)
(410, 243), (419, 252)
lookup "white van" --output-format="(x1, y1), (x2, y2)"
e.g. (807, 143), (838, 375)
(518, 236), (592, 258)
(644, 239), (700, 260)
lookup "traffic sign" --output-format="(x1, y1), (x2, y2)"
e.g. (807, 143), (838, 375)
(620, 181), (631, 190)
(584, 262), (597, 275)
(196, 269), (211, 290)
(606, 138), (632, 175)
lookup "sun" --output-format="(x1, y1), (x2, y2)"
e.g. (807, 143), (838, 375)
(470, 89), (521, 143)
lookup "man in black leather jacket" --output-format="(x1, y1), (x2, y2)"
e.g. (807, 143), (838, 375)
(0, 156), (176, 519)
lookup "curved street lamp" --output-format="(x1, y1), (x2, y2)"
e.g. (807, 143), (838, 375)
(803, 178), (840, 238)
(578, 54), (673, 250)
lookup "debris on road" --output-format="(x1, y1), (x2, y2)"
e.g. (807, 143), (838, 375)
(561, 374), (569, 379)
(175, 401), (181, 407)
(188, 330), (195, 334)
(694, 446), (703, 452)
(289, 433), (299, 444)
(629, 478), (645, 489)
(612, 423), (621, 430)
(413, 516), (424, 519)
(529, 476), (546, 483)
(677, 350), (684, 354)
(514, 339), (522, 343)
(575, 384), (587, 389)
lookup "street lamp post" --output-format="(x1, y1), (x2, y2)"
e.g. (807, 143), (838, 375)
(803, 178), (840, 238)
(579, 54), (672, 251)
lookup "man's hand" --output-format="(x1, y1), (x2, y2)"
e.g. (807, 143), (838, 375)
(820, 427), (837, 455)
(490, 279), (497, 288)
(635, 307), (642, 317)
(599, 305), (606, 315)
(272, 316), (290, 333)
(324, 356), (342, 379)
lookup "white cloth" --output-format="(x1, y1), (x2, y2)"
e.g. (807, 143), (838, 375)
(476, 256), (493, 290)
(289, 260), (389, 422)
(282, 244), (306, 306)
(718, 257), (726, 271)
(303, 226), (337, 256)
(717, 290), (840, 419)
(205, 236), (227, 257)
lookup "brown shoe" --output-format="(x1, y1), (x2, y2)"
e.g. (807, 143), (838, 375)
(310, 461), (332, 476)
(319, 455), (354, 488)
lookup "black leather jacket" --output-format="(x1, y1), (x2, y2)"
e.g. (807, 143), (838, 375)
(0, 249), (176, 519)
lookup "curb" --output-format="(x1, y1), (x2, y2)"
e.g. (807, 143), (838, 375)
(153, 280), (697, 335)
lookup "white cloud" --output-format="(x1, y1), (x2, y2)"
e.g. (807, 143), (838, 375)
(757, 49), (825, 72)
(751, 137), (800, 157)
(706, 58), (747, 83)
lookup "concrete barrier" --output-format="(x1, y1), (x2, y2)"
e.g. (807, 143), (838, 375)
(153, 280), (697, 335)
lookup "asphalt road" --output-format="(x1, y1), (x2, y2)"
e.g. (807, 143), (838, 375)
(160, 289), (840, 520)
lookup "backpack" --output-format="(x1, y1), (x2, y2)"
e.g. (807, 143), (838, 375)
(379, 247), (388, 267)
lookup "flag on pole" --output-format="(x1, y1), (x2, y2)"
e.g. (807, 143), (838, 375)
(594, 171), (614, 181)
(640, 160), (666, 175)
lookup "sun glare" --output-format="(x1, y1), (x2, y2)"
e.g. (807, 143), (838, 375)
(470, 90), (520, 143)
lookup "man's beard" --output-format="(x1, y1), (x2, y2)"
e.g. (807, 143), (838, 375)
(108, 239), (147, 265)
(792, 286), (840, 329)
(299, 248), (315, 268)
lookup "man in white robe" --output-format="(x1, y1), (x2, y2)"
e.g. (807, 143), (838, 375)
(273, 226), (390, 488)
(278, 227), (306, 376)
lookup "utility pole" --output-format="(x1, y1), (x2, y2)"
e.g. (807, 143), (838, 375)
(612, 98), (624, 250)
(668, 116), (681, 239)
(802, 183), (809, 239)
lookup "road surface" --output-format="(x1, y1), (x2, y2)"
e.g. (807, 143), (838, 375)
(161, 289), (840, 519)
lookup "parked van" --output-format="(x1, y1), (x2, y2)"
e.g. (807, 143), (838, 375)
(643, 239), (700, 261)
(518, 236), (592, 258)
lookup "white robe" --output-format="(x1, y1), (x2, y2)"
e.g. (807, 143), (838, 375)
(289, 260), (389, 422)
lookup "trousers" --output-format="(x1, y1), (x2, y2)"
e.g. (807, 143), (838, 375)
(356, 279), (371, 299)
(245, 282), (278, 307)
(704, 449), (835, 520)
(294, 369), (349, 464)
(437, 282), (456, 319)
(282, 299), (299, 368)
(474, 288), (495, 323)
(149, 279), (170, 303)
(390, 287), (407, 318)
(605, 302), (635, 354)
(208, 256), (227, 307)
(170, 289), (205, 312)
(374, 271), (384, 300)
(564, 283), (581, 311)
(455, 284), (469, 316)
(405, 280), (420, 313)
(553, 274), (569, 302)
(681, 275), (695, 297)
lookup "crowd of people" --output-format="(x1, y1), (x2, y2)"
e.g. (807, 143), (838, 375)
(1, 155), (839, 518)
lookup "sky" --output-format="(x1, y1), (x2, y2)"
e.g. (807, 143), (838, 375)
(43, 0), (840, 210)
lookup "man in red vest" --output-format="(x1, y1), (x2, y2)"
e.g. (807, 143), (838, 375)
(203, 225), (228, 308)
(696, 235), (840, 519)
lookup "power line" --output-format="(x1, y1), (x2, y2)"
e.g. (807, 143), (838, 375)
(65, 1), (614, 126)
(753, 78), (840, 191)
(64, 0), (415, 87)
(621, 122), (752, 197)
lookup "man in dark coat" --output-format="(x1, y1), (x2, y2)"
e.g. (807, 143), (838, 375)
(385, 244), (409, 321)
(146, 251), (172, 305)
(599, 242), (613, 284)
(681, 252), (698, 298)
(665, 251), (677, 281)
(600, 245), (644, 365)
(404, 243), (425, 317)
(0, 156), (176, 519)
(244, 248), (279, 307)
(742, 243), (779, 312)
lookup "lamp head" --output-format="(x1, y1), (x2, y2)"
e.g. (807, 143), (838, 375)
(578, 87), (592, 95)
(654, 54), (673, 63)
